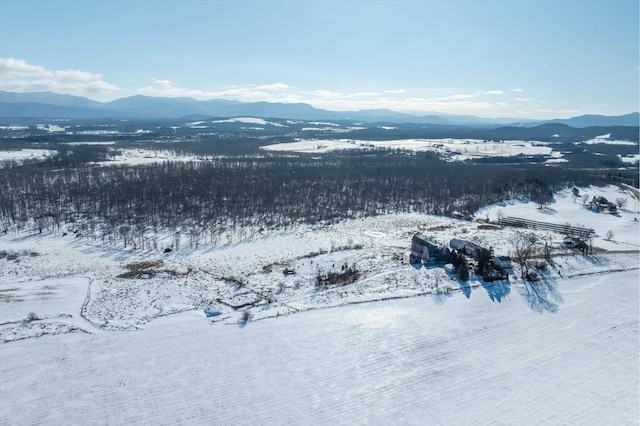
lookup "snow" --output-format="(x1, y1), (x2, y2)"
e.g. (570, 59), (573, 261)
(262, 138), (555, 161)
(543, 157), (568, 164)
(475, 185), (640, 251)
(0, 268), (637, 424)
(1, 186), (638, 424)
(0, 148), (56, 161)
(212, 117), (287, 127)
(619, 154), (640, 164)
(308, 121), (341, 126)
(63, 141), (116, 146)
(76, 130), (121, 135)
(582, 134), (636, 145)
(0, 125), (28, 130)
(99, 148), (211, 165)
(263, 139), (367, 153)
(36, 124), (67, 132)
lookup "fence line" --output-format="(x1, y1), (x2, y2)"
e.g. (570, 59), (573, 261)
(498, 216), (595, 237)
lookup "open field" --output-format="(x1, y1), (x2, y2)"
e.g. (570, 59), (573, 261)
(0, 269), (637, 425)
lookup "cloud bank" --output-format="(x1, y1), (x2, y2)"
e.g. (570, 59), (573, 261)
(0, 58), (119, 97)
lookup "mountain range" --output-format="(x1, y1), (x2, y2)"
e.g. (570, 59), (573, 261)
(1, 91), (638, 128)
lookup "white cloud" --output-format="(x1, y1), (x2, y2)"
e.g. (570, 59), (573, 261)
(138, 80), (305, 104)
(149, 78), (177, 89)
(255, 82), (294, 91)
(0, 57), (120, 97)
(0, 59), (572, 118)
(436, 94), (476, 101)
(312, 89), (344, 99)
(136, 79), (517, 116)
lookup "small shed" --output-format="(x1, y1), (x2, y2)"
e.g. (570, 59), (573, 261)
(494, 256), (512, 269)
(444, 263), (456, 274)
(563, 236), (582, 248)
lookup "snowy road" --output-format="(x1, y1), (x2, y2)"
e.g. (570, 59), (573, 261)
(1, 270), (637, 425)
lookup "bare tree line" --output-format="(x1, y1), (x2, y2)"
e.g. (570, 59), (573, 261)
(0, 150), (609, 250)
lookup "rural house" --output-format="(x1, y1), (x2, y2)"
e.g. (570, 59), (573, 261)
(590, 196), (618, 214)
(449, 238), (486, 261)
(410, 233), (449, 264)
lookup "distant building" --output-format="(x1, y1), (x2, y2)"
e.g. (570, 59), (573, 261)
(590, 196), (618, 214)
(563, 236), (583, 248)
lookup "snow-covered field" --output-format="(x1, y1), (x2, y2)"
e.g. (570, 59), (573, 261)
(1, 185), (638, 424)
(476, 185), (640, 251)
(211, 117), (287, 127)
(97, 148), (212, 165)
(1, 270), (637, 424)
(0, 148), (56, 161)
(619, 153), (640, 164)
(262, 138), (557, 161)
(581, 133), (637, 145)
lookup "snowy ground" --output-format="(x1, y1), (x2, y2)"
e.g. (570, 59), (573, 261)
(0, 148), (56, 161)
(96, 148), (212, 165)
(476, 185), (640, 251)
(1, 186), (638, 424)
(262, 138), (557, 161)
(0, 270), (637, 424)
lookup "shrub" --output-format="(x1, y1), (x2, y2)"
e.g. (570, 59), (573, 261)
(535, 261), (547, 272)
(238, 310), (252, 327)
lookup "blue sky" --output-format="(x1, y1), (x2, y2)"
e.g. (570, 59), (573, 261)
(0, 0), (638, 119)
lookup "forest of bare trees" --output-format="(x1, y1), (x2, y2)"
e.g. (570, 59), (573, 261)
(0, 141), (618, 251)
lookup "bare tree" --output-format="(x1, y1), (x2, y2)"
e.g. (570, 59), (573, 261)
(615, 197), (627, 209)
(509, 231), (539, 280)
(571, 187), (580, 203)
(119, 225), (131, 248)
(582, 194), (590, 206)
(534, 190), (553, 210)
(606, 230), (614, 241)
(173, 231), (181, 251)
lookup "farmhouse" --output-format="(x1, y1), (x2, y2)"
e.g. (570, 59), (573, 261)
(449, 238), (486, 261)
(410, 233), (449, 264)
(590, 196), (618, 214)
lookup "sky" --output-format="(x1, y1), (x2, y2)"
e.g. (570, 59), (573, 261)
(0, 0), (638, 119)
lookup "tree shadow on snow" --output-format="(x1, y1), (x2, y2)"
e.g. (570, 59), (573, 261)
(457, 279), (472, 299)
(432, 289), (453, 305)
(481, 279), (511, 302)
(538, 207), (557, 215)
(518, 276), (563, 313)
